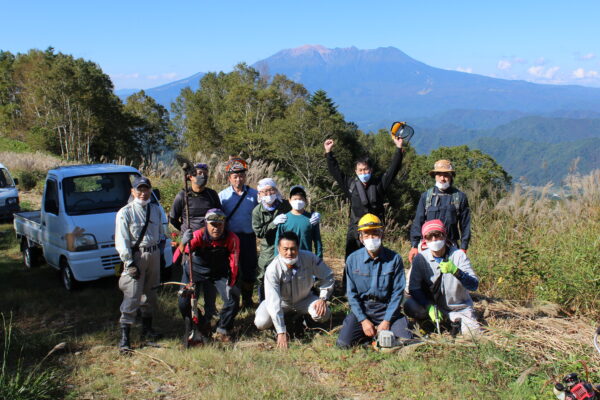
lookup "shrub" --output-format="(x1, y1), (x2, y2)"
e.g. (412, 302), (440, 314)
(14, 170), (45, 191)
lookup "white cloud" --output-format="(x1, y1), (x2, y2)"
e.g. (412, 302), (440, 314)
(534, 57), (547, 66)
(580, 53), (595, 60)
(527, 65), (559, 79)
(497, 60), (512, 70)
(147, 72), (178, 80)
(572, 68), (598, 79)
(456, 66), (473, 73)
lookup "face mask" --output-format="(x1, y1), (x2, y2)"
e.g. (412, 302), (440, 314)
(195, 175), (207, 187)
(435, 181), (450, 191)
(427, 239), (446, 252)
(363, 237), (381, 252)
(279, 254), (298, 266)
(290, 199), (306, 211)
(262, 194), (276, 205)
(134, 197), (150, 206)
(358, 173), (371, 183)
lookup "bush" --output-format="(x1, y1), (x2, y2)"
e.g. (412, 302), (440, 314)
(14, 170), (45, 191)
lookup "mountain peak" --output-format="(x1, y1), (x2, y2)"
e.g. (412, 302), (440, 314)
(288, 44), (332, 56)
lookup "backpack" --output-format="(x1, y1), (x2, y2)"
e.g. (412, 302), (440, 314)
(425, 187), (461, 212)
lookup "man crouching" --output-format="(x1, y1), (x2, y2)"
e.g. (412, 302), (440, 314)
(254, 231), (334, 349)
(336, 214), (413, 348)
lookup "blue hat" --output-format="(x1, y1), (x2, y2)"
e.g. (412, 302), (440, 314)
(132, 176), (152, 189)
(205, 208), (226, 223)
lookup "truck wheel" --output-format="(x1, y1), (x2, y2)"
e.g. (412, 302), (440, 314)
(22, 242), (40, 269)
(60, 261), (79, 291)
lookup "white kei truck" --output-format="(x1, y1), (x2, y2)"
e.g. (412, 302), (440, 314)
(0, 162), (20, 219)
(13, 164), (173, 290)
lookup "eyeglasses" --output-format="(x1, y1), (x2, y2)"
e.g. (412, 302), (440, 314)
(190, 170), (208, 177)
(260, 188), (276, 195)
(424, 232), (444, 240)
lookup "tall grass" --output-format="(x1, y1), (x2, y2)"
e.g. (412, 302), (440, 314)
(468, 170), (600, 316)
(0, 314), (63, 400)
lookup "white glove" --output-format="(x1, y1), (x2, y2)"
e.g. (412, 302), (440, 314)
(309, 212), (321, 226)
(273, 214), (287, 225)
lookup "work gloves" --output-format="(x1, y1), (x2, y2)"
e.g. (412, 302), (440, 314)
(181, 229), (194, 246)
(273, 214), (287, 226)
(127, 264), (140, 280)
(428, 304), (443, 322)
(309, 212), (321, 226)
(439, 259), (458, 275)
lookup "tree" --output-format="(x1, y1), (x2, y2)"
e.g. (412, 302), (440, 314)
(124, 90), (175, 162)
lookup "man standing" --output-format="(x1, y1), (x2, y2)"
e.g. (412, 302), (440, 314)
(336, 214), (412, 348)
(252, 178), (291, 302)
(408, 159), (471, 263)
(404, 219), (480, 336)
(170, 163), (221, 233)
(324, 135), (404, 260)
(178, 209), (240, 342)
(115, 176), (165, 352)
(218, 157), (259, 308)
(254, 231), (334, 349)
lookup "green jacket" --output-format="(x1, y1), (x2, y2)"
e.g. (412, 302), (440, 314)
(252, 199), (291, 280)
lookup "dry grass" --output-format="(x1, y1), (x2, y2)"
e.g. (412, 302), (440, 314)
(0, 151), (75, 172)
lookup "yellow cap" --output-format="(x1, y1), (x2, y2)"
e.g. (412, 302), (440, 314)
(357, 213), (383, 231)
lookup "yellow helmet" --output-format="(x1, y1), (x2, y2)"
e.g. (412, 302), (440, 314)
(357, 213), (383, 231)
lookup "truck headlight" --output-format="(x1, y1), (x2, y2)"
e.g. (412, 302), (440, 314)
(74, 234), (98, 251)
(5, 197), (18, 205)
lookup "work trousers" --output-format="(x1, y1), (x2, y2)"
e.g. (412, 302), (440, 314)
(178, 277), (240, 334)
(403, 297), (481, 336)
(336, 300), (412, 348)
(254, 294), (331, 331)
(118, 248), (160, 325)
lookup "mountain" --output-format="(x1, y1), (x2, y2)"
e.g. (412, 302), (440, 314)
(252, 45), (600, 131)
(116, 72), (205, 107)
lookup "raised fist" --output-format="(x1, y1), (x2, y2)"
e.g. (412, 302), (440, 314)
(323, 139), (334, 153)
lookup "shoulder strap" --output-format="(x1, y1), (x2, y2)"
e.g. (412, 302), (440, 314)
(226, 189), (248, 221)
(132, 205), (151, 252)
(425, 187), (435, 209)
(451, 191), (461, 211)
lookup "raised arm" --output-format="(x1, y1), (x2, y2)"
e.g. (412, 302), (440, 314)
(324, 139), (351, 198)
(380, 137), (404, 191)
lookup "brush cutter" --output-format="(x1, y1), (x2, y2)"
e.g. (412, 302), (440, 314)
(552, 326), (600, 399)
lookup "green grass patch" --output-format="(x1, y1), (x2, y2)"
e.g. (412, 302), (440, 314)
(0, 137), (31, 153)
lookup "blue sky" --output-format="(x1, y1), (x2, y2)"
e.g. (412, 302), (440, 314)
(2, 0), (599, 89)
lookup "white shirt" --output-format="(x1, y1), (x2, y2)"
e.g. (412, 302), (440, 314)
(264, 250), (334, 333)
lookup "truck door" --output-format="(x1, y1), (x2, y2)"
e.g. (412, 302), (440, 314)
(41, 178), (63, 267)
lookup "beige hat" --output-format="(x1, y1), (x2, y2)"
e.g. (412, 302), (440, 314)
(429, 159), (455, 177)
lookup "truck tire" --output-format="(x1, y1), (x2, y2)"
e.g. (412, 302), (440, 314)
(60, 260), (79, 291)
(22, 240), (40, 269)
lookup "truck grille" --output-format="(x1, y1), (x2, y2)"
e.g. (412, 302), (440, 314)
(101, 254), (121, 267)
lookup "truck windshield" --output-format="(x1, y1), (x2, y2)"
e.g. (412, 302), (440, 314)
(63, 173), (140, 215)
(0, 169), (15, 188)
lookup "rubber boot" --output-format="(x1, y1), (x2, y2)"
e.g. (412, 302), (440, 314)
(119, 324), (132, 353)
(141, 317), (163, 341)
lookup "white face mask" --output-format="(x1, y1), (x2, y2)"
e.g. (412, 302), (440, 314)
(290, 199), (306, 211)
(262, 194), (277, 205)
(363, 237), (381, 252)
(427, 239), (446, 252)
(134, 197), (150, 206)
(279, 254), (298, 266)
(435, 181), (450, 191)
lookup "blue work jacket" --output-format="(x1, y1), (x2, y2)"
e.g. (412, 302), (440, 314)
(345, 246), (406, 322)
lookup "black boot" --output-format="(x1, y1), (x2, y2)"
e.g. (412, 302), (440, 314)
(141, 317), (163, 341)
(241, 281), (255, 309)
(119, 324), (131, 353)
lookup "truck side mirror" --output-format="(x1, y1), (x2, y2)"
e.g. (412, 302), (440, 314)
(13, 178), (19, 185)
(152, 188), (161, 201)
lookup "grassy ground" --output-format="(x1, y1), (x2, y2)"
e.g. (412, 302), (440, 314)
(1, 223), (598, 399)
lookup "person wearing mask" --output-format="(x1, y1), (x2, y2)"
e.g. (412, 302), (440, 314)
(254, 231), (334, 349)
(218, 157), (259, 308)
(336, 214), (412, 348)
(324, 135), (404, 260)
(115, 177), (166, 353)
(177, 209), (240, 343)
(274, 185), (322, 259)
(404, 219), (480, 336)
(170, 163), (221, 233)
(252, 178), (291, 302)
(408, 160), (471, 264)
